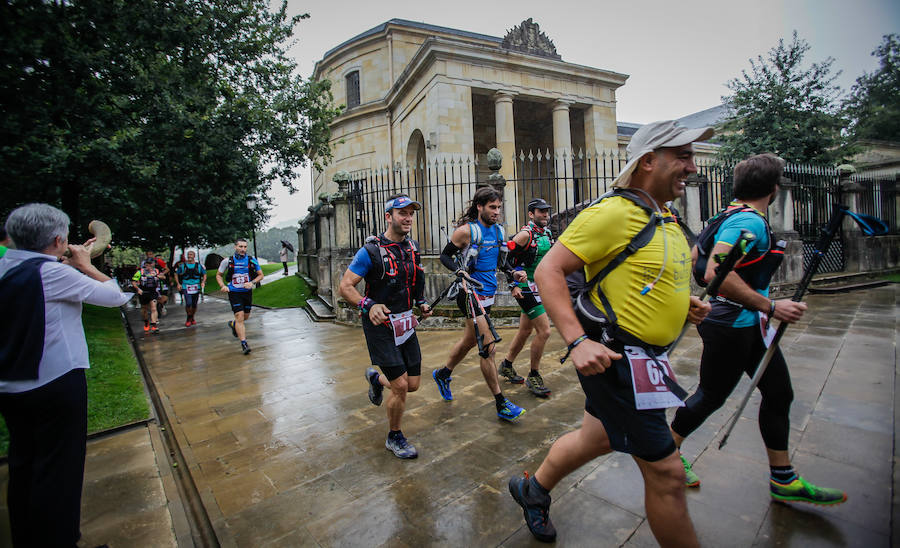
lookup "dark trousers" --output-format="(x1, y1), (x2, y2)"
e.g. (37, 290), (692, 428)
(282, 261), (288, 274)
(671, 322), (794, 451)
(0, 368), (87, 547)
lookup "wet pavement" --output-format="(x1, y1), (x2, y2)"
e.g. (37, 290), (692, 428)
(5, 284), (897, 546)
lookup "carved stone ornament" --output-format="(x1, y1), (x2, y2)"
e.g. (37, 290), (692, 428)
(486, 148), (503, 171)
(332, 170), (352, 194)
(501, 18), (561, 60)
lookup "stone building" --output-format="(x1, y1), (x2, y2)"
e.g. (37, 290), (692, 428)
(312, 18), (627, 195)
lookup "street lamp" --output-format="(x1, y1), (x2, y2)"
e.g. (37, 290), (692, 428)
(245, 194), (261, 288)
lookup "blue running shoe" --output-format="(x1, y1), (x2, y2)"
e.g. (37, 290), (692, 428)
(508, 475), (556, 542)
(497, 399), (525, 422)
(432, 369), (453, 401)
(366, 367), (383, 406)
(385, 433), (418, 459)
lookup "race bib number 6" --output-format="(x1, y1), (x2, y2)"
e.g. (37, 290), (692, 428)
(625, 346), (685, 410)
(388, 310), (418, 346)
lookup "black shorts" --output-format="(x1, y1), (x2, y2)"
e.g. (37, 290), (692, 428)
(138, 291), (158, 305)
(228, 290), (253, 313)
(456, 291), (492, 318)
(361, 314), (421, 381)
(575, 310), (676, 462)
(183, 292), (200, 308)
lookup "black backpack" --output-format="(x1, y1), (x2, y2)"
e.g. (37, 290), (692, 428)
(692, 204), (762, 287)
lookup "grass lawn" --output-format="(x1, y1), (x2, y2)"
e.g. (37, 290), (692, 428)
(0, 305), (151, 456)
(884, 273), (900, 283)
(253, 275), (313, 308)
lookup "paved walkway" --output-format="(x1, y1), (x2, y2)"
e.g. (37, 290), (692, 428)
(4, 285), (895, 546)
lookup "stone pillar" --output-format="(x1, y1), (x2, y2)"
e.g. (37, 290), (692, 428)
(331, 171), (353, 250)
(315, 195), (335, 302)
(679, 174), (704, 236)
(483, 148), (513, 227)
(493, 91), (516, 181)
(838, 164), (863, 273)
(552, 100), (574, 211)
(583, 104), (618, 152)
(768, 177), (803, 284)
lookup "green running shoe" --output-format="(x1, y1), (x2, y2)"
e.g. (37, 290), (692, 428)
(769, 476), (847, 506)
(680, 455), (700, 488)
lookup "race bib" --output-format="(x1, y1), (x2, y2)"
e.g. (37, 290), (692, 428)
(475, 293), (495, 308)
(185, 283), (200, 295)
(389, 310), (418, 346)
(758, 312), (777, 348)
(231, 273), (250, 286)
(625, 346), (685, 410)
(527, 281), (542, 303)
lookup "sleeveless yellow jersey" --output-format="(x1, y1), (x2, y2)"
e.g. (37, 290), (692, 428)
(559, 196), (692, 346)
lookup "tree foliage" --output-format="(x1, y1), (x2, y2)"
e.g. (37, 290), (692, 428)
(717, 31), (847, 164)
(0, 0), (341, 257)
(843, 34), (900, 143)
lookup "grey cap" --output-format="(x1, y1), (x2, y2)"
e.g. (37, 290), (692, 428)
(612, 120), (714, 188)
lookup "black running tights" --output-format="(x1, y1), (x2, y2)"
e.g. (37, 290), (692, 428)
(671, 322), (794, 451)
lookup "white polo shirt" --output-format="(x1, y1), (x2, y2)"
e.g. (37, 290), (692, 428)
(0, 249), (132, 393)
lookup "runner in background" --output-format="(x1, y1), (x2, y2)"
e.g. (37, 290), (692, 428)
(175, 250), (206, 327)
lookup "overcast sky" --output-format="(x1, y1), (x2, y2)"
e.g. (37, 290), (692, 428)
(264, 0), (899, 227)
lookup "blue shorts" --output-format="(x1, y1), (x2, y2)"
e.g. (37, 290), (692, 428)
(183, 291), (200, 308)
(228, 291), (252, 313)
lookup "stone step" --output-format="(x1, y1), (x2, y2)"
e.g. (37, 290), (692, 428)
(305, 296), (336, 321)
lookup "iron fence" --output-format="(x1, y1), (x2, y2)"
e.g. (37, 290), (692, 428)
(346, 152), (896, 271)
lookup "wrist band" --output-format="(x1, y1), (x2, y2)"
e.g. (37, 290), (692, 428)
(415, 299), (428, 308)
(359, 297), (374, 313)
(769, 300), (776, 317)
(560, 334), (589, 364)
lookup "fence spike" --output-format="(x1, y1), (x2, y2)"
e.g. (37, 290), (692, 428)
(528, 150), (534, 161)
(577, 148), (584, 160)
(518, 150), (525, 161)
(473, 155), (479, 166)
(545, 148), (552, 160)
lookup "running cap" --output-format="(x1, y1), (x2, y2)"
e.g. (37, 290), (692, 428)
(527, 198), (551, 211)
(613, 120), (714, 188)
(384, 195), (422, 212)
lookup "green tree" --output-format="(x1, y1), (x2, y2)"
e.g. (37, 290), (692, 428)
(0, 0), (341, 259)
(844, 34), (900, 143)
(718, 31), (847, 164)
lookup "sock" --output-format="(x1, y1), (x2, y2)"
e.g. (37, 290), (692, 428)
(529, 369), (539, 377)
(241, 339), (247, 345)
(770, 465), (796, 483)
(437, 367), (452, 380)
(388, 429), (402, 439)
(494, 393), (506, 409)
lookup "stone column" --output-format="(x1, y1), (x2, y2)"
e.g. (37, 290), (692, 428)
(315, 195), (334, 302)
(679, 174), (704, 236)
(768, 177), (803, 284)
(552, 100), (575, 211)
(494, 91), (516, 179)
(583, 104), (618, 153)
(838, 164), (864, 273)
(494, 92), (517, 224)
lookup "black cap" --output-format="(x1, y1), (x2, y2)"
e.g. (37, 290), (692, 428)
(527, 198), (551, 212)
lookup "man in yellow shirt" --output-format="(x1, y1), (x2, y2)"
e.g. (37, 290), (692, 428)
(508, 120), (713, 546)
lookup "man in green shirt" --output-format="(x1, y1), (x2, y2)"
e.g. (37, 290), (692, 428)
(0, 228), (10, 258)
(498, 198), (554, 397)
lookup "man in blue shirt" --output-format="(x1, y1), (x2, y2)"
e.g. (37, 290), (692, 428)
(216, 238), (263, 354)
(434, 186), (525, 422)
(339, 194), (432, 458)
(670, 153), (846, 506)
(175, 250), (206, 327)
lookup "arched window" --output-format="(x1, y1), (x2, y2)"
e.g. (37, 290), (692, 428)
(345, 71), (360, 108)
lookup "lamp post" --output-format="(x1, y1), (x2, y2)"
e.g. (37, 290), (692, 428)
(245, 194), (261, 288)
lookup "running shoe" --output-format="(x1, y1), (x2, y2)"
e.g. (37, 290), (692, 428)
(769, 476), (847, 506)
(366, 367), (383, 406)
(241, 341), (251, 355)
(150, 324), (159, 334)
(526, 371), (551, 397)
(432, 369), (453, 401)
(681, 455), (700, 488)
(143, 322), (150, 333)
(228, 320), (237, 338)
(385, 433), (418, 459)
(190, 318), (197, 326)
(499, 359), (524, 384)
(185, 320), (191, 327)
(508, 474), (556, 543)
(497, 399), (525, 422)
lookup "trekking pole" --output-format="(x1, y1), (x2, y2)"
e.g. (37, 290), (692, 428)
(666, 230), (756, 354)
(718, 205), (847, 449)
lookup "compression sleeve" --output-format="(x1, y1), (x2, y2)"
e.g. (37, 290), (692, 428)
(440, 241), (463, 272)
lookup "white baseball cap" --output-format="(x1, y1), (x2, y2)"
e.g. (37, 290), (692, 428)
(613, 120), (715, 188)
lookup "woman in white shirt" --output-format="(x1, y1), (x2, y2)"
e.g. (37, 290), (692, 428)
(0, 203), (131, 547)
